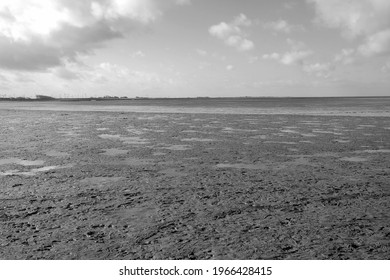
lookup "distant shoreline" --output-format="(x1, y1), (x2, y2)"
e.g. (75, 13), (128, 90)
(1, 95), (389, 102)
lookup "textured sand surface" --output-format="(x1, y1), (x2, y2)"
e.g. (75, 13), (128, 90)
(0, 103), (389, 259)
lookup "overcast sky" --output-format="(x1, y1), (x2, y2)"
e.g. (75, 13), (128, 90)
(0, 0), (390, 98)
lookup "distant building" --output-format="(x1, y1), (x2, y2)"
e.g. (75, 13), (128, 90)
(36, 95), (56, 100)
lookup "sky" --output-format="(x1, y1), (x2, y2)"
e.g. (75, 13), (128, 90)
(0, 0), (390, 98)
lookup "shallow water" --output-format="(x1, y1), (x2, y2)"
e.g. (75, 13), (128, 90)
(0, 158), (45, 166)
(0, 166), (58, 176)
(354, 149), (390, 153)
(340, 157), (368, 162)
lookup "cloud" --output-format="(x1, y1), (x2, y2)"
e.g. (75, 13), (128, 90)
(248, 56), (259, 63)
(358, 29), (390, 57)
(209, 13), (255, 51)
(53, 67), (81, 80)
(263, 38), (312, 65)
(334, 48), (356, 64)
(226, 65), (234, 71)
(263, 50), (312, 65)
(302, 62), (333, 78)
(264, 19), (304, 33)
(196, 49), (207, 56)
(308, 0), (390, 56)
(175, 0), (191, 6)
(0, 0), (188, 71)
(382, 59), (390, 73)
(132, 50), (146, 57)
(280, 50), (313, 65)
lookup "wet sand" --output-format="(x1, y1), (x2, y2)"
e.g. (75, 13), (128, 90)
(0, 100), (389, 259)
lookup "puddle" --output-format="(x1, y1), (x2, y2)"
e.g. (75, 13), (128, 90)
(250, 135), (267, 140)
(57, 129), (79, 137)
(222, 127), (257, 133)
(357, 125), (376, 128)
(340, 157), (368, 162)
(181, 138), (216, 142)
(0, 166), (58, 176)
(312, 130), (336, 134)
(181, 130), (200, 133)
(215, 163), (267, 170)
(299, 122), (321, 126)
(46, 151), (69, 157)
(99, 134), (121, 140)
(0, 158), (45, 166)
(101, 148), (128, 156)
(127, 128), (145, 135)
(280, 129), (300, 134)
(153, 152), (166, 156)
(354, 149), (390, 154)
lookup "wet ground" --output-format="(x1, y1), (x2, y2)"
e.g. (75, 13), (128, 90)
(0, 103), (389, 259)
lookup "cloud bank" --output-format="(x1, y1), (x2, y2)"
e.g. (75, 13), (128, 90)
(209, 14), (255, 52)
(309, 0), (390, 57)
(0, 0), (187, 71)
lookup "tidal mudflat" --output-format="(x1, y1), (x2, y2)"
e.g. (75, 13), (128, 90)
(0, 98), (389, 259)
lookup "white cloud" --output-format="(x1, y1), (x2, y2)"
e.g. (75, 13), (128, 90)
(382, 59), (390, 73)
(196, 49), (207, 56)
(132, 50), (146, 57)
(0, 0), (188, 71)
(263, 38), (312, 65)
(358, 29), (390, 57)
(263, 51), (312, 65)
(302, 62), (333, 78)
(53, 67), (81, 80)
(264, 19), (304, 33)
(334, 48), (356, 64)
(308, 0), (390, 56)
(280, 50), (313, 65)
(175, 0), (191, 6)
(248, 56), (259, 63)
(209, 13), (255, 52)
(226, 65), (234, 71)
(262, 53), (280, 60)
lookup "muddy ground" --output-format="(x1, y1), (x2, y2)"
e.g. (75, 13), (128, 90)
(0, 108), (389, 259)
